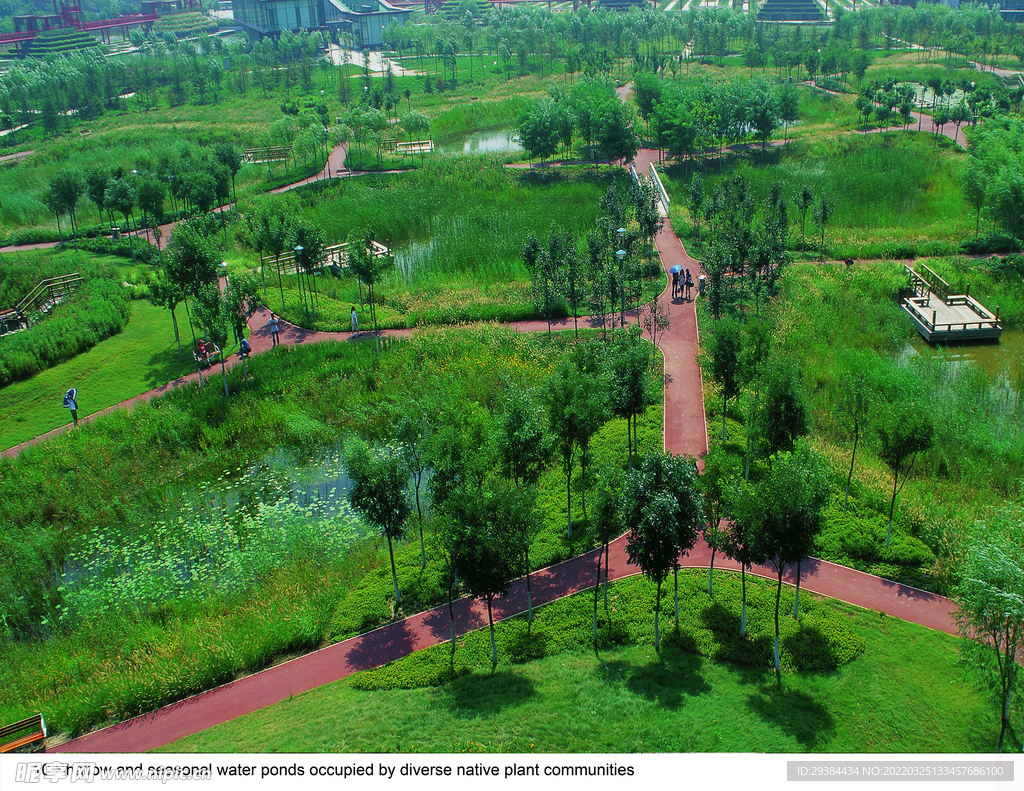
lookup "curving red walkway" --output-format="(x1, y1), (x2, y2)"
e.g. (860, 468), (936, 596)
(49, 143), (958, 754)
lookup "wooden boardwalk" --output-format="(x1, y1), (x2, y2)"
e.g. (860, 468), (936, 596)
(902, 264), (1002, 343)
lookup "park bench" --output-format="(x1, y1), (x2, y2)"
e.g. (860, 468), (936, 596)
(193, 344), (221, 370)
(0, 713), (47, 753)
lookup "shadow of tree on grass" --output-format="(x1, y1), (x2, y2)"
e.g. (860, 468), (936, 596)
(439, 670), (537, 719)
(746, 686), (836, 749)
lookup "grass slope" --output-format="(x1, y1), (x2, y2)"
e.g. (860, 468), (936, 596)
(0, 300), (215, 450)
(162, 575), (995, 754)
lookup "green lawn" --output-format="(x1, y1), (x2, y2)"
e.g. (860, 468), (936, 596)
(0, 300), (232, 451)
(160, 584), (996, 754)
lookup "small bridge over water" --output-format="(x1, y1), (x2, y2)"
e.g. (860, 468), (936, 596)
(901, 263), (1002, 343)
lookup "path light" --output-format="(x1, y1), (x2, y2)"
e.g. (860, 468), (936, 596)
(616, 248), (627, 329)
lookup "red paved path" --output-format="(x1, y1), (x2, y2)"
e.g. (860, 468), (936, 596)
(50, 141), (958, 754)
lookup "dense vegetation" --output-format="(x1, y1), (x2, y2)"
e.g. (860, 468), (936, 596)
(1, 0), (1023, 754)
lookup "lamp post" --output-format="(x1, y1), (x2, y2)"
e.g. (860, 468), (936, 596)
(168, 174), (175, 215)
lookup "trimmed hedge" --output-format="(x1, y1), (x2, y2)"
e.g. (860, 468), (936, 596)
(0, 278), (131, 386)
(814, 500), (940, 592)
(348, 571), (866, 692)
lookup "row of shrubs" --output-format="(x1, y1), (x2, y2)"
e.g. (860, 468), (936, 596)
(59, 236), (161, 265)
(0, 278), (131, 387)
(826, 232), (1019, 262)
(349, 572), (867, 692)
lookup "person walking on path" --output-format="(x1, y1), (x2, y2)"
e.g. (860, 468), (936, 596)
(685, 269), (693, 301)
(63, 387), (78, 428)
(268, 314), (280, 347)
(351, 306), (359, 334)
(672, 270), (680, 299)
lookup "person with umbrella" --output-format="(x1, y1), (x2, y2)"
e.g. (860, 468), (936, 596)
(63, 387), (78, 428)
(670, 265), (683, 299)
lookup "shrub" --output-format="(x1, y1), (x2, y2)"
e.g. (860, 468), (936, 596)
(349, 572), (866, 692)
(0, 278), (131, 386)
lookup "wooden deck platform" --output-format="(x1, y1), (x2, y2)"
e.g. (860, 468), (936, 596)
(902, 264), (1002, 343)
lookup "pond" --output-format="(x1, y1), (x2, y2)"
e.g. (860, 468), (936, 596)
(437, 128), (522, 156)
(910, 327), (1024, 381)
(56, 442), (370, 627)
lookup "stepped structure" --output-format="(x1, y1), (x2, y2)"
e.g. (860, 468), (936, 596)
(755, 0), (825, 22)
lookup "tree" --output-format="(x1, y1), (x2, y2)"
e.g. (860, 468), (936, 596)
(749, 357), (810, 463)
(393, 405), (432, 567)
(214, 143), (242, 206)
(105, 177), (138, 262)
(794, 184), (814, 253)
(493, 381), (551, 490)
(289, 219), (327, 325)
(530, 231), (565, 340)
(47, 169), (86, 251)
(223, 269), (261, 360)
(517, 98), (561, 166)
(192, 280), (233, 396)
(590, 467), (622, 636)
(699, 447), (741, 598)
(609, 327), (655, 466)
(136, 174), (166, 243)
(955, 506), (1024, 753)
(707, 317), (743, 443)
(877, 402), (934, 547)
(742, 443), (831, 673)
(838, 352), (875, 512)
(624, 452), (704, 650)
(447, 481), (527, 668)
(166, 221), (220, 345)
(543, 355), (609, 539)
(147, 266), (186, 360)
(813, 192), (835, 262)
(347, 228), (393, 335)
(343, 438), (412, 610)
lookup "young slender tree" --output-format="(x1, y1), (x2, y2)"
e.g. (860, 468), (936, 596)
(699, 447), (741, 598)
(623, 451), (704, 651)
(343, 438), (412, 611)
(955, 507), (1024, 753)
(707, 317), (743, 443)
(745, 443), (831, 675)
(447, 481), (527, 668)
(877, 402), (934, 547)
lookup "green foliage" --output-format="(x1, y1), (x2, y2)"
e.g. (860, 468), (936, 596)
(0, 278), (131, 386)
(349, 571), (865, 694)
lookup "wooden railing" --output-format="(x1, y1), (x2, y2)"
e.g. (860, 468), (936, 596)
(903, 298), (1001, 335)
(4, 274), (84, 331)
(261, 240), (390, 275)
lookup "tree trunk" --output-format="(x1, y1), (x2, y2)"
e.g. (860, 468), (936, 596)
(673, 565), (679, 624)
(886, 467), (899, 547)
(171, 306), (181, 360)
(793, 559), (802, 618)
(845, 431), (859, 512)
(593, 550), (601, 644)
(740, 574), (747, 636)
(774, 563), (783, 673)
(387, 533), (401, 607)
(566, 455), (573, 538)
(487, 596), (497, 668)
(448, 593), (456, 660)
(708, 547), (716, 597)
(219, 356), (229, 397)
(525, 547), (533, 623)
(654, 579), (662, 650)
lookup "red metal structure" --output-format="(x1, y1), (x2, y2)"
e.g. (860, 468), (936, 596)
(3, 0), (179, 56)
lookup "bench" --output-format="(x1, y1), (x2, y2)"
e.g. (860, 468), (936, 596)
(0, 713), (47, 753)
(193, 344), (221, 369)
